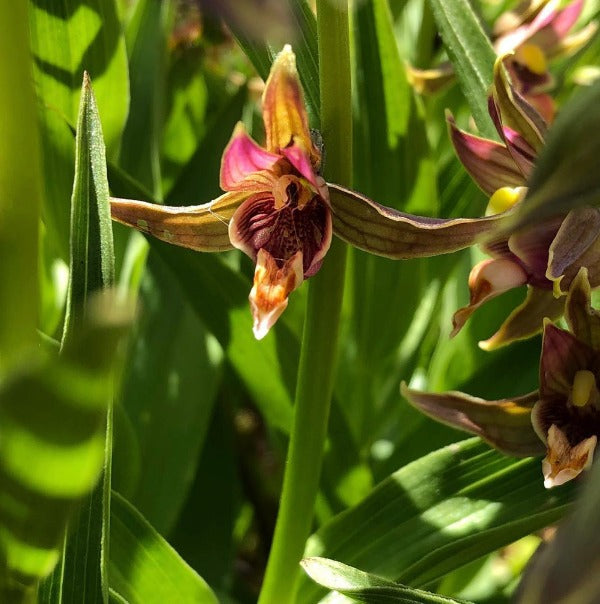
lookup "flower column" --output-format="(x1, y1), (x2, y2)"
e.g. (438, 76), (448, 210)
(257, 1), (351, 602)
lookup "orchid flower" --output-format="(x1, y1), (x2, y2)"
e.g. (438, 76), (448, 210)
(111, 45), (505, 339)
(448, 56), (600, 350)
(408, 0), (596, 117)
(404, 267), (600, 489)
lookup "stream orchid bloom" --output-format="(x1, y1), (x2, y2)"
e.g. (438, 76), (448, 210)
(111, 46), (508, 339)
(448, 56), (600, 350)
(404, 268), (600, 489)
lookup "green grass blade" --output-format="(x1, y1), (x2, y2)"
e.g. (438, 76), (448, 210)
(119, 0), (172, 197)
(62, 74), (115, 343)
(39, 75), (118, 604)
(109, 492), (218, 604)
(427, 0), (497, 138)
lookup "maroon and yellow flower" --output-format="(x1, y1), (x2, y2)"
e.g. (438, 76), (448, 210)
(404, 268), (600, 489)
(111, 45), (506, 339)
(447, 56), (600, 350)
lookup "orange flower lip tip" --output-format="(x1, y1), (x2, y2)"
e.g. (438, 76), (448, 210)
(249, 249), (304, 341)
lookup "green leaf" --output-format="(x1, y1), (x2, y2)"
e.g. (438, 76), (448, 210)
(166, 84), (248, 203)
(302, 557), (471, 603)
(1, 297), (131, 601)
(149, 241), (296, 434)
(29, 0), (129, 255)
(119, 0), (172, 197)
(39, 74), (118, 604)
(296, 438), (575, 603)
(426, 0), (497, 138)
(114, 253), (224, 534)
(109, 492), (218, 604)
(335, 0), (439, 449)
(62, 73), (115, 343)
(0, 0), (42, 373)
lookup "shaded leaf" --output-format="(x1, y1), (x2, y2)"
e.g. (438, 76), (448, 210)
(114, 253), (224, 534)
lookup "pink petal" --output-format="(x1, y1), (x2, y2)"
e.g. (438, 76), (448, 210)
(447, 113), (526, 195)
(530, 0), (584, 50)
(220, 122), (281, 191)
(281, 142), (319, 188)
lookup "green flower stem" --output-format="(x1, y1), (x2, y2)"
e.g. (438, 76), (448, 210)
(258, 2), (351, 603)
(0, 0), (41, 376)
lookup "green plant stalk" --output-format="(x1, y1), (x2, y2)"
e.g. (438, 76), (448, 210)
(258, 2), (351, 602)
(0, 0), (41, 375)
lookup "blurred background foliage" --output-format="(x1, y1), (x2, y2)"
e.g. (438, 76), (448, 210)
(1, 0), (600, 602)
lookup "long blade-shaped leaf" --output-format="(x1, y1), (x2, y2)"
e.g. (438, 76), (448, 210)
(40, 74), (117, 604)
(302, 557), (471, 603)
(427, 0), (497, 138)
(296, 438), (575, 603)
(109, 492), (218, 604)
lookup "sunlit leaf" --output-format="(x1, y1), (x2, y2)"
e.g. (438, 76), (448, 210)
(302, 557), (471, 603)
(296, 438), (575, 603)
(29, 0), (129, 254)
(109, 492), (218, 604)
(40, 74), (119, 604)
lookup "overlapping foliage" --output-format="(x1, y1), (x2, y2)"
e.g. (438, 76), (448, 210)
(3, 0), (600, 602)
